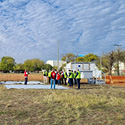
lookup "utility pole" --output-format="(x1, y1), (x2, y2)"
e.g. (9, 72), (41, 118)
(114, 44), (122, 76)
(75, 54), (78, 70)
(57, 40), (59, 70)
(100, 56), (102, 78)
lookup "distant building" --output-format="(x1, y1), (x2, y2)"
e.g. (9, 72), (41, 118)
(46, 60), (66, 68)
(112, 62), (125, 74)
(66, 62), (101, 78)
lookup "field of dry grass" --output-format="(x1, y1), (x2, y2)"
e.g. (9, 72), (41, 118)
(0, 82), (125, 125)
(0, 73), (43, 81)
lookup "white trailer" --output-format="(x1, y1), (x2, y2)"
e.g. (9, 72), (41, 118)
(66, 62), (101, 78)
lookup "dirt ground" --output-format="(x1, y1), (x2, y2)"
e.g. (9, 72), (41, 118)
(0, 73), (43, 81)
(0, 73), (125, 87)
(110, 83), (125, 87)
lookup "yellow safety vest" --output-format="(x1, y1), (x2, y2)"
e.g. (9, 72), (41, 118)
(76, 71), (81, 79)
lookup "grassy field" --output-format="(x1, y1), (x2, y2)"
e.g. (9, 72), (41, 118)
(0, 83), (125, 125)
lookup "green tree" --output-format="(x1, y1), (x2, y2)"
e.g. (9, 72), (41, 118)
(23, 59), (44, 71)
(0, 56), (15, 71)
(59, 63), (66, 71)
(43, 64), (53, 71)
(61, 53), (76, 63)
(14, 63), (24, 71)
(53, 66), (58, 70)
(75, 53), (98, 62)
(100, 52), (115, 75)
(76, 57), (85, 62)
(0, 62), (1, 70)
(84, 53), (98, 62)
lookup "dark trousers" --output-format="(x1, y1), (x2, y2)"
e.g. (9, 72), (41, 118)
(55, 80), (58, 84)
(74, 79), (77, 85)
(48, 77), (51, 84)
(24, 77), (28, 85)
(61, 78), (64, 84)
(71, 79), (73, 86)
(69, 78), (73, 86)
(57, 80), (61, 85)
(77, 79), (80, 89)
(64, 78), (67, 85)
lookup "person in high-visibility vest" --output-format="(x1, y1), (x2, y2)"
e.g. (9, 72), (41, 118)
(61, 71), (64, 84)
(24, 69), (28, 85)
(68, 70), (73, 87)
(43, 70), (48, 83)
(71, 70), (74, 86)
(64, 71), (67, 85)
(75, 69), (81, 89)
(73, 71), (77, 85)
(48, 70), (52, 84)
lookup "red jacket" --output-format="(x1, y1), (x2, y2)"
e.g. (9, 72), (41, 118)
(51, 72), (56, 79)
(24, 71), (28, 77)
(61, 71), (64, 78)
(56, 73), (61, 80)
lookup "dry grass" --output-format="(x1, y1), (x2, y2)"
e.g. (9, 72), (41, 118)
(0, 83), (125, 125)
(0, 73), (43, 81)
(110, 83), (125, 87)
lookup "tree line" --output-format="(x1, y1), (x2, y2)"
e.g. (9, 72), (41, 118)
(61, 50), (125, 76)
(0, 57), (53, 73)
(0, 49), (125, 75)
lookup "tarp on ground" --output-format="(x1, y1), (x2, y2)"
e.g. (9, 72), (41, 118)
(1, 81), (44, 85)
(4, 85), (69, 90)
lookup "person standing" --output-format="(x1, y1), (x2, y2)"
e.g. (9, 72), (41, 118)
(73, 71), (77, 85)
(56, 71), (61, 85)
(68, 70), (73, 87)
(54, 69), (57, 84)
(48, 70), (52, 84)
(61, 71), (64, 84)
(51, 69), (56, 89)
(43, 69), (47, 83)
(24, 69), (28, 85)
(71, 70), (74, 86)
(75, 69), (81, 89)
(64, 71), (68, 85)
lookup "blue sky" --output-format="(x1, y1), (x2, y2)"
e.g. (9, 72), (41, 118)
(0, 0), (125, 63)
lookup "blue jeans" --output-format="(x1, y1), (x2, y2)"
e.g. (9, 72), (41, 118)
(57, 80), (61, 85)
(77, 79), (80, 89)
(74, 79), (77, 85)
(51, 79), (56, 89)
(69, 78), (73, 86)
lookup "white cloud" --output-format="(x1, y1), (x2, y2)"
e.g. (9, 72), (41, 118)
(0, 0), (125, 63)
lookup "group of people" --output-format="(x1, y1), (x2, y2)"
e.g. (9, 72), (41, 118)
(43, 69), (81, 89)
(24, 69), (81, 89)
